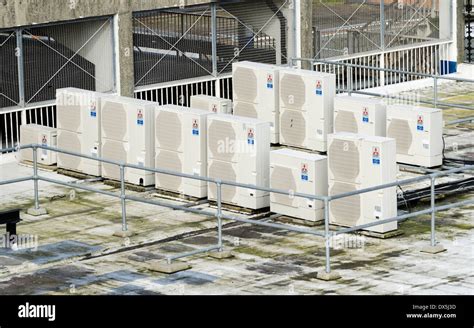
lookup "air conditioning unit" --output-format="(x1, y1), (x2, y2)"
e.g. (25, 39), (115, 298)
(207, 114), (270, 209)
(155, 105), (213, 198)
(190, 95), (232, 114)
(232, 61), (280, 144)
(56, 88), (102, 176)
(101, 95), (155, 186)
(270, 148), (327, 222)
(20, 124), (57, 165)
(334, 96), (387, 136)
(386, 104), (443, 167)
(328, 132), (397, 233)
(279, 67), (336, 152)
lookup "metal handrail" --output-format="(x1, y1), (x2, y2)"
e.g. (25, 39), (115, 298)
(1, 143), (473, 276)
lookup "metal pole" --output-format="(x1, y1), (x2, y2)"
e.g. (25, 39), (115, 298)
(430, 175), (436, 247)
(211, 2), (218, 77)
(16, 29), (25, 108)
(33, 146), (39, 210)
(380, 0), (385, 51)
(216, 181), (223, 251)
(348, 66), (353, 96)
(120, 165), (127, 232)
(433, 76), (438, 108)
(324, 198), (331, 273)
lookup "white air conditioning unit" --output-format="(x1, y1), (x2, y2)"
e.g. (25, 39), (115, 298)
(232, 61), (280, 144)
(334, 96), (387, 136)
(56, 88), (102, 176)
(101, 95), (155, 186)
(270, 148), (327, 222)
(328, 132), (397, 233)
(155, 105), (213, 198)
(386, 104), (443, 167)
(279, 67), (336, 152)
(20, 124), (57, 165)
(207, 114), (270, 209)
(190, 95), (232, 114)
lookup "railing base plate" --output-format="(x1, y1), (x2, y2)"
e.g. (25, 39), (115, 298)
(26, 207), (48, 216)
(420, 244), (446, 254)
(316, 271), (341, 281)
(148, 260), (191, 274)
(112, 230), (134, 238)
(208, 250), (234, 259)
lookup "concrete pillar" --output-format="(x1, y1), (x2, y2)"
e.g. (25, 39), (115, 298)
(439, 0), (458, 70)
(299, 0), (313, 69)
(115, 11), (135, 97)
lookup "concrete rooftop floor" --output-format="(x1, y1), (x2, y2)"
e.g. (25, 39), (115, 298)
(0, 80), (473, 295)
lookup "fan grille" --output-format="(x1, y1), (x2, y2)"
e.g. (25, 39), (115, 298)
(270, 165), (297, 207)
(280, 73), (306, 110)
(102, 140), (127, 180)
(155, 150), (183, 192)
(234, 101), (258, 118)
(329, 182), (361, 227)
(156, 110), (182, 151)
(328, 139), (360, 183)
(334, 110), (358, 134)
(233, 67), (257, 102)
(208, 160), (237, 203)
(57, 130), (82, 171)
(387, 119), (412, 155)
(208, 120), (236, 161)
(280, 110), (306, 146)
(102, 100), (127, 141)
(57, 93), (81, 132)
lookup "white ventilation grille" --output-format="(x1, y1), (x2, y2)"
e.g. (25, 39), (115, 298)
(270, 165), (296, 207)
(57, 130), (81, 171)
(280, 73), (305, 110)
(208, 120), (236, 162)
(156, 111), (182, 151)
(328, 139), (360, 183)
(233, 67), (257, 102)
(102, 140), (127, 180)
(387, 119), (412, 155)
(330, 182), (361, 226)
(102, 100), (127, 141)
(208, 160), (237, 202)
(234, 102), (258, 118)
(155, 150), (183, 191)
(334, 110), (358, 134)
(57, 93), (81, 132)
(280, 110), (306, 146)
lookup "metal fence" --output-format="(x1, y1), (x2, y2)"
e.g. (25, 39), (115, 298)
(133, 0), (291, 87)
(1, 143), (473, 276)
(314, 0), (442, 59)
(466, 0), (473, 63)
(0, 17), (115, 110)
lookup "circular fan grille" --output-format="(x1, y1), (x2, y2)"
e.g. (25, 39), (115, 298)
(233, 67), (257, 102)
(270, 165), (297, 207)
(280, 110), (306, 146)
(329, 182), (361, 227)
(155, 110), (182, 151)
(155, 150), (183, 192)
(328, 139), (360, 183)
(102, 100), (127, 141)
(57, 131), (82, 171)
(208, 161), (237, 203)
(234, 102), (258, 118)
(280, 73), (306, 110)
(387, 119), (412, 155)
(102, 140), (127, 180)
(208, 120), (236, 161)
(334, 110), (358, 133)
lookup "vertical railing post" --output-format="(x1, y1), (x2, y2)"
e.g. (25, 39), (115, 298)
(324, 197), (331, 274)
(348, 66), (353, 96)
(16, 28), (25, 108)
(433, 76), (438, 108)
(216, 180), (223, 251)
(120, 164), (127, 232)
(430, 175), (436, 247)
(380, 0), (385, 52)
(33, 146), (39, 210)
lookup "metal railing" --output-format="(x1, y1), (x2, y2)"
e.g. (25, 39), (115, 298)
(1, 143), (473, 275)
(290, 56), (474, 113)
